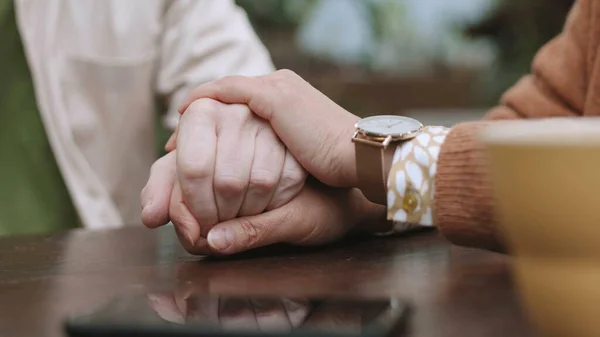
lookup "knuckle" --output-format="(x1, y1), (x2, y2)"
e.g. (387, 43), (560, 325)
(228, 104), (253, 123)
(148, 160), (162, 178)
(248, 171), (279, 194)
(274, 69), (299, 80)
(178, 157), (211, 182)
(212, 104), (252, 131)
(148, 153), (172, 177)
(213, 174), (247, 196)
(228, 102), (249, 112)
(280, 167), (308, 188)
(185, 98), (220, 117)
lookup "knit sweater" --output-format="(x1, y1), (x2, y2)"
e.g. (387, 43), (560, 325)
(435, 0), (594, 251)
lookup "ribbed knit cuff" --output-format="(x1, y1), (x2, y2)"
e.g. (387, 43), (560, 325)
(434, 121), (506, 252)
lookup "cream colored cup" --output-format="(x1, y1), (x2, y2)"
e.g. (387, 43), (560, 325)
(483, 118), (600, 337)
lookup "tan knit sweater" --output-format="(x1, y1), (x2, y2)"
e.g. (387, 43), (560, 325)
(435, 0), (597, 252)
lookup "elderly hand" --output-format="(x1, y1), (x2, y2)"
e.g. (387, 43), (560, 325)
(147, 291), (367, 334)
(141, 99), (307, 249)
(141, 98), (389, 255)
(178, 70), (360, 189)
(142, 152), (386, 254)
(147, 293), (310, 331)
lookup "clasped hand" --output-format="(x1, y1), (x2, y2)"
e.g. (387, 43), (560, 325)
(141, 70), (387, 255)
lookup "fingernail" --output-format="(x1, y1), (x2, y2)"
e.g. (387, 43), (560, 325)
(208, 228), (233, 250)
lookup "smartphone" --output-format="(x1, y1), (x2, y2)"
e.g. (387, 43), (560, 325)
(64, 294), (410, 337)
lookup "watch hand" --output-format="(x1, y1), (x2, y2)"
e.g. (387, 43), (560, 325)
(386, 121), (404, 128)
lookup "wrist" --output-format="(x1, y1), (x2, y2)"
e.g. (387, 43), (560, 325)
(302, 113), (360, 188)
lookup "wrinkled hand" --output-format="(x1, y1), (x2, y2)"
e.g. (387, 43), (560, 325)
(178, 70), (360, 189)
(147, 292), (366, 334)
(141, 98), (388, 255)
(143, 153), (384, 255)
(141, 99), (307, 250)
(147, 293), (310, 332)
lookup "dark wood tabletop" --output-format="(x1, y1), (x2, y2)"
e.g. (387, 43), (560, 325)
(0, 226), (533, 337)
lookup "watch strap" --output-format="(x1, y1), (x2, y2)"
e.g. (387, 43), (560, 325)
(354, 140), (395, 204)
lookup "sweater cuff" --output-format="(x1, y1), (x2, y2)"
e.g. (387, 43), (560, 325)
(434, 121), (505, 251)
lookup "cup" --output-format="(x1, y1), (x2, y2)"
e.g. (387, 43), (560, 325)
(483, 118), (600, 337)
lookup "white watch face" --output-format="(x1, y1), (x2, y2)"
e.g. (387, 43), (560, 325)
(356, 115), (423, 137)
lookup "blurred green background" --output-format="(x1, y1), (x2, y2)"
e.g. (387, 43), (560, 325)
(237, 0), (574, 108)
(160, 0), (574, 152)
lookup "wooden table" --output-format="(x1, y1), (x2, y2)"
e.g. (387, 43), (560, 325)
(0, 226), (533, 337)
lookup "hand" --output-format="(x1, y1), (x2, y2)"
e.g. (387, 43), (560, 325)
(141, 99), (307, 246)
(146, 258), (394, 332)
(147, 293), (310, 331)
(178, 70), (360, 189)
(147, 291), (366, 334)
(142, 154), (388, 254)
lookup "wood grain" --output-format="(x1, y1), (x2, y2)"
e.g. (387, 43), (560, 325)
(0, 226), (533, 337)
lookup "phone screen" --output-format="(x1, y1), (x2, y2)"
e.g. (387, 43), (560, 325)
(65, 294), (409, 337)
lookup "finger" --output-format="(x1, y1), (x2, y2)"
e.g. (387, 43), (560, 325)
(141, 151), (176, 228)
(185, 295), (220, 325)
(213, 121), (255, 222)
(302, 302), (362, 334)
(238, 127), (285, 216)
(265, 151), (306, 211)
(205, 185), (355, 255)
(179, 71), (350, 132)
(205, 200), (300, 255)
(281, 298), (311, 328)
(147, 292), (185, 325)
(176, 99), (220, 236)
(250, 299), (292, 332)
(169, 179), (211, 255)
(179, 76), (258, 115)
(165, 122), (180, 152)
(219, 297), (259, 331)
(172, 270), (211, 316)
(178, 72), (358, 188)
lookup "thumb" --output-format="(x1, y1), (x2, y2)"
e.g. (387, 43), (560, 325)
(205, 185), (355, 255)
(205, 206), (299, 255)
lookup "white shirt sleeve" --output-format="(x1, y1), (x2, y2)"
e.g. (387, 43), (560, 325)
(155, 0), (275, 131)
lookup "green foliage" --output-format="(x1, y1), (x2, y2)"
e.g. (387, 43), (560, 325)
(236, 0), (317, 30)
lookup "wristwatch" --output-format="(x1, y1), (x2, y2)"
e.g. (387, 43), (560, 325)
(352, 115), (423, 204)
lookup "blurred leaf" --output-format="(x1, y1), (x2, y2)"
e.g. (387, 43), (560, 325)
(236, 0), (317, 29)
